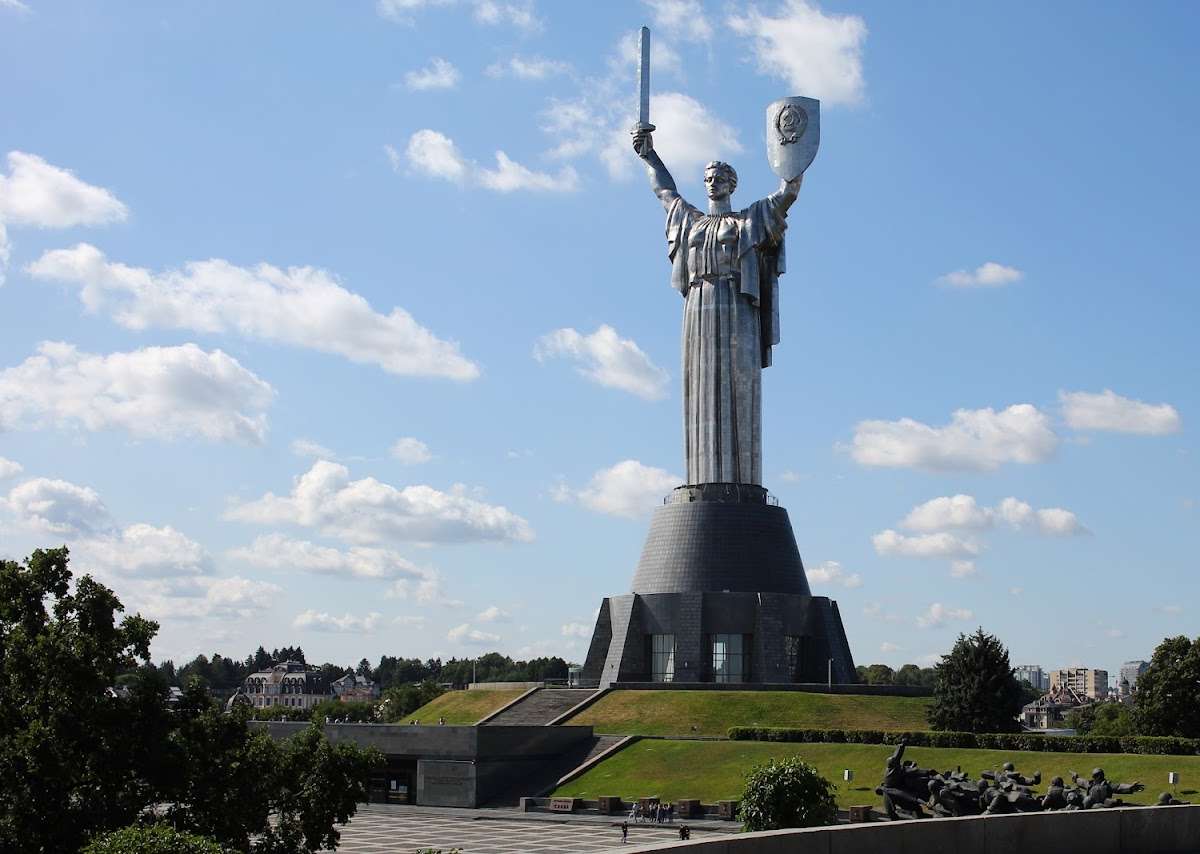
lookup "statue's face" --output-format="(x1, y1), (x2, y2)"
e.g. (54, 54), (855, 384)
(704, 169), (733, 201)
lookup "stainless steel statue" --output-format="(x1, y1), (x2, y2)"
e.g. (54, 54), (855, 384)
(631, 28), (818, 486)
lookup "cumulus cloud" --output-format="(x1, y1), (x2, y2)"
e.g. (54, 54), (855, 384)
(225, 460), (534, 545)
(27, 243), (479, 381)
(3, 476), (110, 534)
(0, 151), (127, 284)
(902, 494), (1085, 537)
(474, 0), (541, 31)
(391, 437), (432, 465)
(229, 533), (433, 582)
(806, 560), (862, 588)
(598, 92), (742, 181)
(916, 602), (973, 629)
(140, 576), (282, 621)
(0, 341), (272, 444)
(485, 55), (571, 80)
(880, 641), (902, 653)
(556, 459), (680, 519)
(535, 325), (669, 400)
(0, 456), (23, 479)
(293, 610), (382, 633)
(477, 605), (511, 623)
(447, 623), (501, 644)
(291, 438), (338, 460)
(872, 529), (979, 559)
(644, 0), (712, 42)
(949, 560), (978, 579)
(398, 129), (579, 192)
(938, 261), (1023, 288)
(727, 0), (867, 106)
(1, 1), (32, 13)
(404, 57), (460, 90)
(1060, 389), (1182, 435)
(849, 404), (1058, 472)
(78, 524), (211, 577)
(561, 621), (591, 638)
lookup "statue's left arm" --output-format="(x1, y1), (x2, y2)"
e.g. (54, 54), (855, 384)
(771, 174), (803, 215)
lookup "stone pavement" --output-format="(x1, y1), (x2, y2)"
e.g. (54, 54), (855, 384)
(337, 805), (724, 853)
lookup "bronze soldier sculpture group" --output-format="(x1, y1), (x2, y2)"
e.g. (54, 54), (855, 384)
(874, 741), (1175, 820)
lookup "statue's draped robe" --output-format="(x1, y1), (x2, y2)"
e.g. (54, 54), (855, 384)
(664, 190), (788, 486)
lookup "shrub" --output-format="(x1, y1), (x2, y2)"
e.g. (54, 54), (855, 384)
(83, 825), (225, 854)
(739, 756), (837, 831)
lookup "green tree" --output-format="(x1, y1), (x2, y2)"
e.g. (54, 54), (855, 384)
(1134, 635), (1200, 738)
(927, 629), (1022, 733)
(738, 757), (837, 831)
(82, 824), (225, 854)
(858, 664), (895, 685)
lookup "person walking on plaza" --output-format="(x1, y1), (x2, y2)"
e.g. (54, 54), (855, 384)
(621, 821), (628, 844)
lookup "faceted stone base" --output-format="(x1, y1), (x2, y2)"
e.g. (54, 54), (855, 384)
(580, 484), (856, 686)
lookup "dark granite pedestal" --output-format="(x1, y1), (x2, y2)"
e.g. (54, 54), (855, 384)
(581, 483), (856, 686)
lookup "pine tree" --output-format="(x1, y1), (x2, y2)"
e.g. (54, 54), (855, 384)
(927, 628), (1022, 733)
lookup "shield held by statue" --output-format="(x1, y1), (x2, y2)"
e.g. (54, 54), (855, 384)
(766, 96), (820, 180)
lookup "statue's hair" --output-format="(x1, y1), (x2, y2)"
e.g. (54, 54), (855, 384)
(704, 160), (738, 192)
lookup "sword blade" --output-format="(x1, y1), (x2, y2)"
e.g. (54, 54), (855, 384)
(637, 26), (651, 128)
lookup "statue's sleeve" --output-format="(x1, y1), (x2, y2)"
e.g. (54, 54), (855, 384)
(665, 195), (699, 297)
(739, 195), (789, 367)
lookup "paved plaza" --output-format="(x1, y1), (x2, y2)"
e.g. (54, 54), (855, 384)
(337, 806), (719, 853)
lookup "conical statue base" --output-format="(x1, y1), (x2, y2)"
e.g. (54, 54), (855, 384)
(581, 484), (856, 685)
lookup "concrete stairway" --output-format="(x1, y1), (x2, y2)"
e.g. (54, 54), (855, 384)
(482, 688), (597, 726)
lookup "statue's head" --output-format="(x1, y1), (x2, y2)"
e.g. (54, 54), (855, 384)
(1002, 762), (1015, 773)
(704, 161), (737, 201)
(1051, 776), (1064, 788)
(1092, 768), (1105, 780)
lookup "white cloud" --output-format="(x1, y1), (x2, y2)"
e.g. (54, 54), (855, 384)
(1156, 604), (1183, 615)
(477, 605), (511, 623)
(0, 341), (273, 444)
(229, 533), (432, 583)
(291, 438), (337, 459)
(140, 575), (282, 621)
(485, 55), (571, 80)
(1009, 587), (1024, 596)
(558, 459), (680, 519)
(293, 609), (382, 633)
(404, 57), (460, 90)
(902, 494), (1084, 537)
(916, 602), (973, 629)
(399, 129), (579, 192)
(949, 560), (978, 579)
(1060, 389), (1182, 435)
(806, 560), (862, 588)
(561, 621), (590, 638)
(862, 602), (902, 623)
(938, 261), (1023, 288)
(880, 641), (902, 653)
(0, 456), (22, 479)
(474, 0), (541, 31)
(644, 0), (712, 42)
(849, 404), (1059, 472)
(391, 437), (432, 465)
(727, 0), (867, 106)
(535, 325), (669, 400)
(27, 243), (479, 381)
(0, 150), (127, 285)
(376, 0), (453, 23)
(393, 615), (428, 626)
(872, 529), (979, 559)
(79, 524), (210, 578)
(0, 0), (31, 12)
(901, 495), (992, 532)
(225, 460), (534, 545)
(447, 622), (501, 644)
(3, 476), (110, 534)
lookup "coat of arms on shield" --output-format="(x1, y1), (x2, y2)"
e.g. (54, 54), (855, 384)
(766, 96), (820, 180)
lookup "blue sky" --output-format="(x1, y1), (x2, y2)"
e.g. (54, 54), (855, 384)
(0, 1), (1196, 677)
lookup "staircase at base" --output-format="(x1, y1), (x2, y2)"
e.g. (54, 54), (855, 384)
(482, 688), (596, 726)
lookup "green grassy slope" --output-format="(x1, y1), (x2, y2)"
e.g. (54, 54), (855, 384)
(399, 688), (525, 725)
(553, 740), (1199, 808)
(564, 690), (932, 736)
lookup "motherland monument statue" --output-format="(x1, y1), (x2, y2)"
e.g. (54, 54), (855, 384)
(581, 28), (856, 686)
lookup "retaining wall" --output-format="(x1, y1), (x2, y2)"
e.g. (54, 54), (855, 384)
(628, 804), (1200, 853)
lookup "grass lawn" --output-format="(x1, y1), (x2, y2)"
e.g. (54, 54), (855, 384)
(398, 688), (525, 725)
(564, 690), (931, 736)
(552, 740), (1200, 808)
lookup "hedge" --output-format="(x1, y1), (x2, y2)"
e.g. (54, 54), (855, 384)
(82, 824), (226, 854)
(726, 727), (1200, 756)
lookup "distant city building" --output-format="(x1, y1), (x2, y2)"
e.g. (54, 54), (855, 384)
(244, 661), (330, 710)
(1120, 660), (1149, 695)
(1051, 667), (1108, 700)
(331, 672), (380, 702)
(1022, 683), (1092, 729)
(1014, 665), (1050, 692)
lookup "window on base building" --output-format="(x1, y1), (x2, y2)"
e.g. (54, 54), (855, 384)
(712, 634), (751, 683)
(650, 634), (675, 682)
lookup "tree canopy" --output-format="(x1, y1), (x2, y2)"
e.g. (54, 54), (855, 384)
(1134, 635), (1200, 738)
(738, 757), (838, 831)
(927, 628), (1023, 733)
